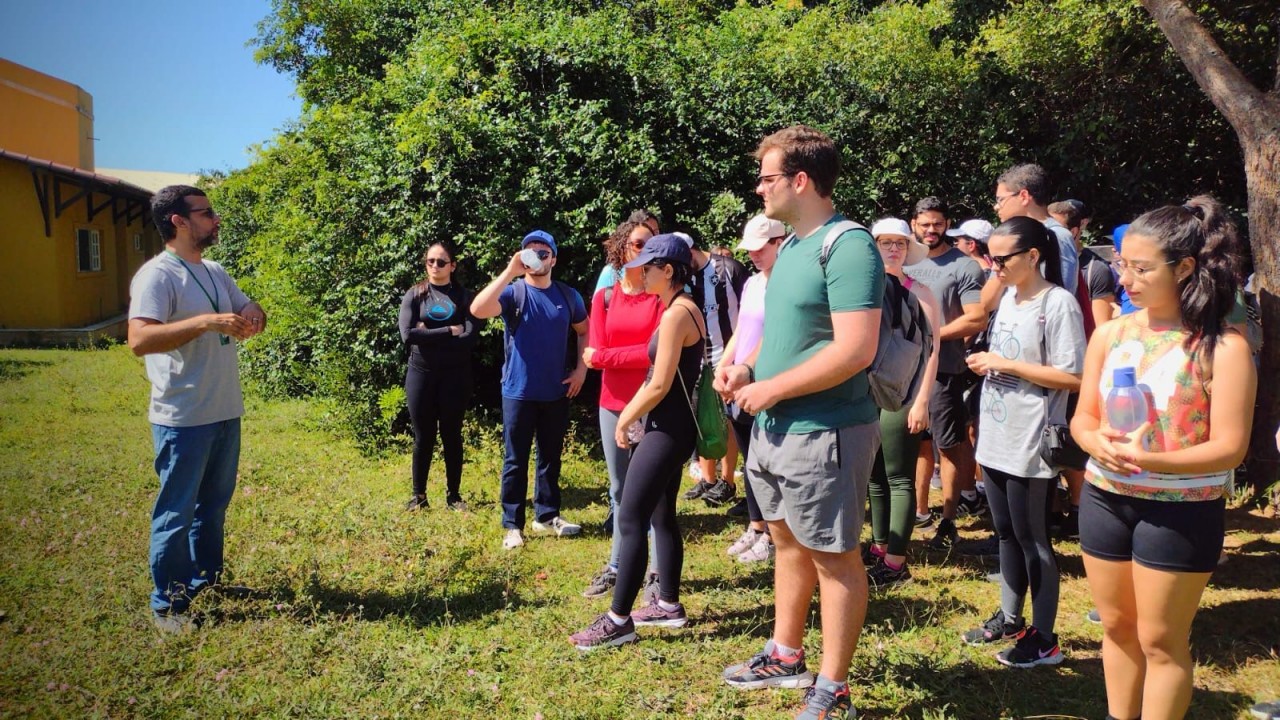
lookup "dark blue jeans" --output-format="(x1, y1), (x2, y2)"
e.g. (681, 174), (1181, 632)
(501, 396), (570, 529)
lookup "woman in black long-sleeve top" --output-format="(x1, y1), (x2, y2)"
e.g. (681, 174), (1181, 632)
(398, 241), (476, 511)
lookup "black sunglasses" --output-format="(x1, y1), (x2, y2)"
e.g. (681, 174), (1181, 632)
(426, 258), (452, 268)
(989, 248), (1032, 269)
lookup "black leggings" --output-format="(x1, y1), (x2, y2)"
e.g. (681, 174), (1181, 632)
(730, 413), (763, 523)
(612, 424), (694, 616)
(984, 466), (1059, 635)
(405, 363), (470, 498)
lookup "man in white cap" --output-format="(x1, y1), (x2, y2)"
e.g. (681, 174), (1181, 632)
(946, 219), (994, 273)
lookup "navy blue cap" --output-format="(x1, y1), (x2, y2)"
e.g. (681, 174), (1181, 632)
(522, 229), (557, 256)
(623, 233), (693, 269)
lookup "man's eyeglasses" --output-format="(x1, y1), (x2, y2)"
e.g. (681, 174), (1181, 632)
(1111, 258), (1176, 277)
(756, 172), (795, 186)
(426, 258), (452, 268)
(992, 192), (1019, 209)
(989, 248), (1031, 269)
(186, 207), (218, 219)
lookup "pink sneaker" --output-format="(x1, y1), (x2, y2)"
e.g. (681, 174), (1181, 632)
(630, 600), (688, 628)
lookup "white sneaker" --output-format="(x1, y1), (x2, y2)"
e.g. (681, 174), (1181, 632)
(503, 529), (524, 550)
(737, 535), (775, 564)
(727, 528), (762, 556)
(532, 516), (581, 537)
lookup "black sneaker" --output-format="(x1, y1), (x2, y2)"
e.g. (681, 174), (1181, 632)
(582, 565), (617, 599)
(914, 511), (936, 529)
(404, 494), (429, 511)
(957, 493), (987, 517)
(702, 480), (736, 507)
(446, 495), (468, 512)
(683, 480), (713, 500)
(795, 683), (855, 719)
(996, 626), (1063, 668)
(927, 518), (958, 549)
(1060, 510), (1079, 540)
(866, 559), (912, 591)
(963, 608), (1026, 645)
(859, 543), (879, 567)
(723, 641), (815, 690)
(956, 534), (1000, 557)
(726, 498), (749, 518)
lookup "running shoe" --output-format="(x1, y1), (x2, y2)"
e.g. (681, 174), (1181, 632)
(1085, 608), (1101, 624)
(927, 518), (958, 550)
(995, 626), (1063, 668)
(1250, 700), (1280, 719)
(866, 559), (912, 591)
(859, 543), (881, 567)
(726, 498), (749, 518)
(957, 493), (988, 517)
(630, 600), (688, 628)
(683, 479), (714, 500)
(737, 534), (774, 564)
(502, 529), (524, 550)
(404, 494), (428, 511)
(570, 613), (637, 651)
(446, 495), (468, 512)
(581, 565), (617, 599)
(702, 479), (736, 507)
(930, 467), (942, 490)
(728, 528), (764, 556)
(723, 640), (815, 690)
(532, 516), (581, 537)
(914, 511), (936, 529)
(794, 684), (855, 720)
(963, 609), (1025, 645)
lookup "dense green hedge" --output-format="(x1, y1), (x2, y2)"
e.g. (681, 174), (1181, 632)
(207, 0), (1274, 449)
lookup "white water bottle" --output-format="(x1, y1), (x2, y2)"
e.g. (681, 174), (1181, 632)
(519, 248), (544, 272)
(1105, 366), (1149, 433)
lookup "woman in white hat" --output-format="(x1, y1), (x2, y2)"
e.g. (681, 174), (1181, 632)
(864, 218), (941, 589)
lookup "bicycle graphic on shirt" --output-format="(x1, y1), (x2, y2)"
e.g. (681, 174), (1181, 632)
(978, 326), (1022, 425)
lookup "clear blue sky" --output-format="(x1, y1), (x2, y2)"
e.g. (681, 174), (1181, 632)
(0, 1), (300, 173)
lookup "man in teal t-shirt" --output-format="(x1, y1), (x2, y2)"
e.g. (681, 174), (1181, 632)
(715, 125), (883, 720)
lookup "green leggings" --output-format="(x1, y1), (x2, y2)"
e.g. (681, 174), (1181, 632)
(868, 405), (922, 557)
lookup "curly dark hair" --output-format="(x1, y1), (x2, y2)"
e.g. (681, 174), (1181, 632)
(605, 220), (647, 271)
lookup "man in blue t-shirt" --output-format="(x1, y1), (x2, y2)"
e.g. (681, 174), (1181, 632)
(472, 230), (589, 550)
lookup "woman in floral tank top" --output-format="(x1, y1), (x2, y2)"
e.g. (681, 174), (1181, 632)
(1070, 196), (1255, 720)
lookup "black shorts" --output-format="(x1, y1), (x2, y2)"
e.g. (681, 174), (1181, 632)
(1079, 482), (1224, 573)
(927, 372), (970, 450)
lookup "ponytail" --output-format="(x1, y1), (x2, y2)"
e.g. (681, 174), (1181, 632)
(1127, 195), (1242, 365)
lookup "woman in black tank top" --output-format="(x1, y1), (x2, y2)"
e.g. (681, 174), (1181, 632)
(571, 234), (706, 651)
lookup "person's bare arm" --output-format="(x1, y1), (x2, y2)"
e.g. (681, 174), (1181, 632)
(471, 252), (526, 319)
(128, 314), (252, 356)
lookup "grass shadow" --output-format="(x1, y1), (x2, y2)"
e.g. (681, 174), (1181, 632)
(1193, 596), (1280, 669)
(0, 358), (53, 382)
(1211, 538), (1280, 592)
(865, 593), (980, 634)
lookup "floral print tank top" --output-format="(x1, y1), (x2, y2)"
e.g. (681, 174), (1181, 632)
(1084, 315), (1226, 502)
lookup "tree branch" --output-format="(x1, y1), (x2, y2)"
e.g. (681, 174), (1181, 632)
(1138, 0), (1270, 137)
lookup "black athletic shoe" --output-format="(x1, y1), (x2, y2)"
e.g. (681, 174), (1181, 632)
(404, 494), (429, 511)
(702, 480), (736, 507)
(927, 518), (958, 549)
(956, 534), (1000, 557)
(957, 493), (988, 517)
(866, 559), (912, 591)
(914, 511), (936, 529)
(963, 608), (1026, 645)
(683, 480), (713, 501)
(996, 626), (1063, 668)
(726, 498), (749, 518)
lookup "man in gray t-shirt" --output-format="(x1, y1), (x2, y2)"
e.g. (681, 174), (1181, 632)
(128, 185), (266, 632)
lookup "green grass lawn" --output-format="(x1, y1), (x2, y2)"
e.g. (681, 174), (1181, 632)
(1, 346), (1276, 719)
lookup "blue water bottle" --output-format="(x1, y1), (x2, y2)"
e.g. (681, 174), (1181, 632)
(1105, 367), (1149, 433)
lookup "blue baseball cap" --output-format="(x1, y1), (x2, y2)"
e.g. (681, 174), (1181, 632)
(522, 229), (557, 256)
(623, 233), (693, 269)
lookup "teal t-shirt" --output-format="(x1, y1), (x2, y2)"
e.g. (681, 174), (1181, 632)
(756, 215), (885, 433)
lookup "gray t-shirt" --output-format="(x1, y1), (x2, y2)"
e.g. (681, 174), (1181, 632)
(128, 252), (251, 427)
(974, 286), (1085, 479)
(904, 247), (985, 374)
(1044, 217), (1079, 295)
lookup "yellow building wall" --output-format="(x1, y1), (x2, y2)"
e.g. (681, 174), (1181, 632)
(0, 159), (154, 328)
(0, 58), (94, 170)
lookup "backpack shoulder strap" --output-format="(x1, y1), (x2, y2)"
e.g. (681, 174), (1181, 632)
(820, 220), (869, 268)
(509, 279), (528, 335)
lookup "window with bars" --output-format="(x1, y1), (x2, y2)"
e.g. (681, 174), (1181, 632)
(77, 228), (101, 272)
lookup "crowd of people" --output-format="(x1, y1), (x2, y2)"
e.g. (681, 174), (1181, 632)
(127, 117), (1267, 719)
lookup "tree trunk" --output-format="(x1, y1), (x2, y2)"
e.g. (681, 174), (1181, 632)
(1139, 0), (1280, 498)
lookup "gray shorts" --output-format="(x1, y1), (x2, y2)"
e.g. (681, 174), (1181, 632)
(745, 422), (880, 553)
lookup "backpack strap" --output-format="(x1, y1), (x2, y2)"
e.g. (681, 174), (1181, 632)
(819, 219), (869, 268)
(508, 279), (528, 335)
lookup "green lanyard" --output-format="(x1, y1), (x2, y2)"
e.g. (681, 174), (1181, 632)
(166, 251), (229, 344)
